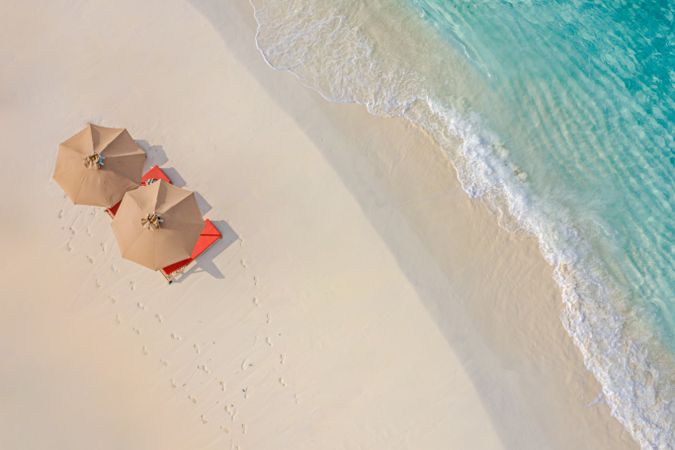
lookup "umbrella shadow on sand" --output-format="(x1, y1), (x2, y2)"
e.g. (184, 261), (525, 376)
(136, 140), (168, 168)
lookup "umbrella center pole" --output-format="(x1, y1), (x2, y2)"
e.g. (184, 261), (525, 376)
(84, 153), (105, 169)
(141, 212), (163, 230)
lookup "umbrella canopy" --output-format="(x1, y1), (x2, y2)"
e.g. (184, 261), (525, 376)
(53, 123), (146, 207)
(111, 180), (204, 270)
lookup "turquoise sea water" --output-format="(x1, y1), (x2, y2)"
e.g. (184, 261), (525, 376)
(411, 0), (674, 350)
(250, 0), (674, 447)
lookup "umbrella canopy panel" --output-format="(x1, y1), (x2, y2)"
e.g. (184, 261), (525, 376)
(53, 123), (146, 207)
(112, 180), (204, 270)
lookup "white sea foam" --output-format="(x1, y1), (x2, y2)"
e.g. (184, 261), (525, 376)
(248, 1), (674, 447)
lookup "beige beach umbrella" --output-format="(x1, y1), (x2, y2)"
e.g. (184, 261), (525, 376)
(53, 123), (146, 207)
(111, 180), (204, 270)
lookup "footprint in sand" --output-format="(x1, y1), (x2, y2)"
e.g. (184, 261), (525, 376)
(129, 281), (136, 291)
(99, 242), (106, 253)
(57, 209), (64, 219)
(115, 314), (122, 325)
(253, 275), (258, 286)
(193, 343), (201, 354)
(294, 394), (300, 404)
(241, 423), (247, 435)
(66, 242), (73, 252)
(141, 345), (149, 356)
(242, 387), (249, 400)
(240, 258), (247, 268)
(218, 380), (226, 392)
(252, 296), (259, 306)
(197, 363), (210, 374)
(266, 313), (271, 325)
(279, 354), (285, 365)
(170, 378), (178, 389)
(187, 394), (198, 405)
(278, 377), (287, 387)
(132, 326), (141, 335)
(160, 358), (169, 368)
(94, 278), (101, 288)
(241, 359), (253, 370)
(225, 404), (237, 421)
(265, 337), (273, 347)
(154, 313), (163, 323)
(220, 425), (230, 433)
(170, 332), (182, 341)
(111, 264), (119, 273)
(200, 414), (208, 425)
(86, 255), (94, 264)
(109, 296), (117, 304)
(136, 301), (145, 310)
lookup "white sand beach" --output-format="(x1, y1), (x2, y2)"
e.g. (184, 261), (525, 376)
(0, 0), (637, 449)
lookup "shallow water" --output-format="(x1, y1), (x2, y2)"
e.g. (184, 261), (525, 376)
(249, 0), (674, 447)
